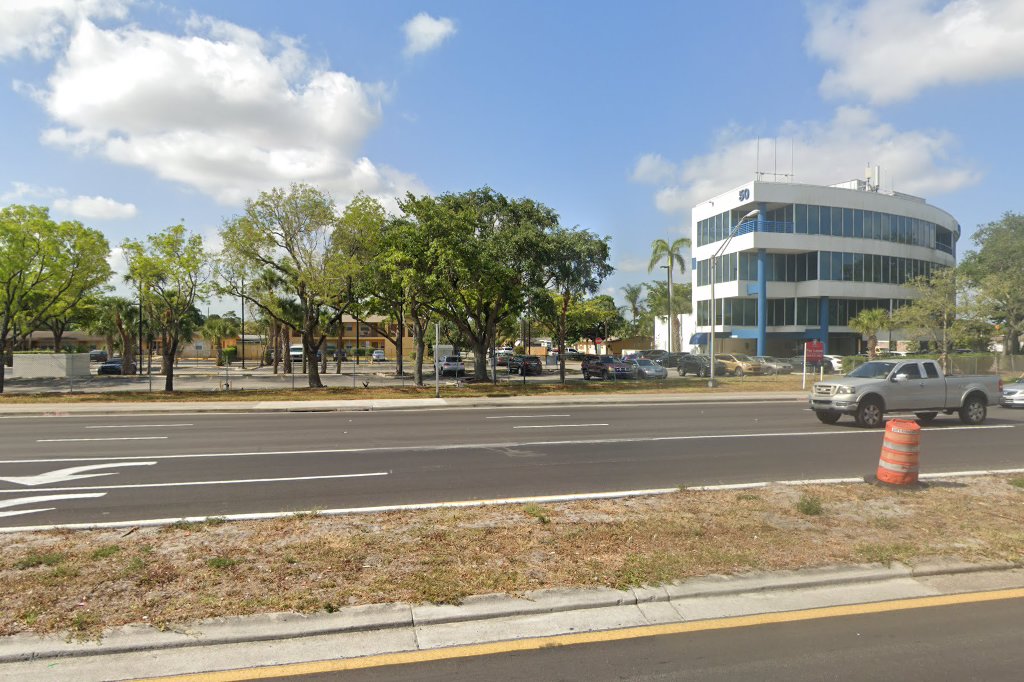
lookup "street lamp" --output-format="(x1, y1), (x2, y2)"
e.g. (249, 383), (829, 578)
(708, 208), (760, 387)
(660, 264), (672, 352)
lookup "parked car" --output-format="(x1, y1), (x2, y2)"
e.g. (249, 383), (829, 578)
(752, 356), (793, 375)
(437, 355), (465, 376)
(714, 354), (765, 376)
(810, 359), (1003, 427)
(677, 354), (726, 378)
(97, 358), (136, 375)
(494, 350), (514, 366)
(89, 349), (108, 363)
(1000, 378), (1024, 408)
(371, 349), (387, 362)
(508, 355), (543, 376)
(656, 352), (690, 368)
(629, 358), (668, 379)
(583, 355), (637, 380)
(638, 349), (669, 361)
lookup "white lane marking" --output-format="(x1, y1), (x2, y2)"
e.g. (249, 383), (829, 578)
(0, 462), (156, 486)
(5, 464), (1024, 531)
(0, 471), (388, 494)
(0, 492), (106, 518)
(85, 423), (193, 429)
(512, 423), (608, 429)
(1, 423), (1015, 465)
(35, 436), (169, 443)
(485, 415), (571, 419)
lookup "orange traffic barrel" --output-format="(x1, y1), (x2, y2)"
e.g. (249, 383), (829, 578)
(876, 419), (921, 485)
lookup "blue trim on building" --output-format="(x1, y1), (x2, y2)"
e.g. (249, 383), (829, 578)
(756, 203), (768, 356)
(818, 296), (830, 353)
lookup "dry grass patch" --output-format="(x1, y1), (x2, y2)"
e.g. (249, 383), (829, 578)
(0, 375), (805, 404)
(2, 476), (1022, 638)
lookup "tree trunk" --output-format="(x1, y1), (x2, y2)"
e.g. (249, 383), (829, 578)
(163, 338), (179, 391)
(412, 317), (426, 386)
(394, 309), (404, 376)
(160, 331), (172, 375)
(271, 321), (280, 374)
(0, 334), (7, 394)
(215, 338), (224, 366)
(282, 326), (292, 374)
(303, 324), (324, 389)
(52, 328), (65, 352)
(104, 335), (115, 359)
(472, 338), (489, 380)
(868, 333), (878, 360)
(559, 294), (569, 384)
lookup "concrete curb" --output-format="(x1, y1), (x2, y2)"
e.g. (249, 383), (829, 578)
(0, 392), (807, 417)
(2, 559), (1019, 664)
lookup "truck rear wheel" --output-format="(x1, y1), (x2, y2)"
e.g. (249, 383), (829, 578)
(855, 398), (884, 428)
(958, 395), (987, 425)
(815, 411), (841, 425)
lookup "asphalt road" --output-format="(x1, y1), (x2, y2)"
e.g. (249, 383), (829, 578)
(273, 595), (1024, 681)
(1, 401), (1022, 529)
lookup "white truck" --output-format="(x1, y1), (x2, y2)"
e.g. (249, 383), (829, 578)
(809, 359), (1003, 428)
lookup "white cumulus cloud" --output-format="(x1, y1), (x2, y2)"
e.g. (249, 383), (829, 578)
(808, 0), (1024, 105)
(32, 15), (426, 208)
(634, 107), (979, 219)
(53, 194), (137, 219)
(402, 13), (456, 57)
(0, 0), (129, 61)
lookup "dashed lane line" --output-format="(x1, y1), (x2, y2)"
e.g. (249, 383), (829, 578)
(2, 424), (1014, 464)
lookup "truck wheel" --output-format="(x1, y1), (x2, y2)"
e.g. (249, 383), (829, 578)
(583, 371), (590, 380)
(915, 412), (938, 424)
(815, 411), (841, 425)
(734, 367), (744, 377)
(698, 367), (708, 378)
(678, 367), (686, 376)
(959, 395), (987, 425)
(855, 398), (884, 428)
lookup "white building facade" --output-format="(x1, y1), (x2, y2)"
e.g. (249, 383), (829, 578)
(691, 177), (959, 357)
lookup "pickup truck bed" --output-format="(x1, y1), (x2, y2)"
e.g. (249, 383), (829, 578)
(810, 359), (1003, 428)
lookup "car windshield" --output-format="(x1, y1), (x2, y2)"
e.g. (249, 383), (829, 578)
(847, 361), (896, 379)
(636, 359), (654, 366)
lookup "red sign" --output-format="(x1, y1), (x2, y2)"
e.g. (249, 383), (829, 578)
(596, 337), (603, 345)
(805, 340), (824, 363)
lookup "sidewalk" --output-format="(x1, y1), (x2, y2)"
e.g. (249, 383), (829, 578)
(2, 559), (1021, 680)
(0, 391), (807, 416)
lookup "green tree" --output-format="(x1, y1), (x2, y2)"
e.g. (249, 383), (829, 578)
(647, 237), (690, 352)
(397, 188), (559, 380)
(0, 205), (111, 392)
(849, 308), (891, 359)
(202, 313), (241, 366)
(622, 283), (647, 328)
(219, 184), (356, 388)
(960, 212), (1024, 355)
(892, 267), (967, 372)
(541, 227), (613, 382)
(122, 225), (211, 391)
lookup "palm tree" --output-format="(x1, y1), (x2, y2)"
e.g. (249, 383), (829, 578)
(202, 314), (241, 366)
(849, 308), (891, 359)
(648, 237), (691, 352)
(622, 283), (646, 321)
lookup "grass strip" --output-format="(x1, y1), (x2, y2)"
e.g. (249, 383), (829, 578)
(2, 475), (1022, 638)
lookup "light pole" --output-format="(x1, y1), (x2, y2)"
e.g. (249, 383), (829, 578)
(240, 277), (246, 370)
(708, 208), (759, 387)
(660, 264), (672, 352)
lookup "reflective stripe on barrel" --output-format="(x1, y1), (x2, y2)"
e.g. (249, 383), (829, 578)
(876, 419), (920, 485)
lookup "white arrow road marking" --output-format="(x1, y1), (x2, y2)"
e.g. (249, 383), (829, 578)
(0, 470), (389, 494)
(36, 436), (168, 442)
(0, 461), (156, 486)
(0, 492), (106, 518)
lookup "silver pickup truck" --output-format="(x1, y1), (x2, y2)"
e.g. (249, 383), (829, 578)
(810, 359), (1003, 427)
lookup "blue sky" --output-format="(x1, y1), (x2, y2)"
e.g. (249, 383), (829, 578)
(2, 1), (1023, 311)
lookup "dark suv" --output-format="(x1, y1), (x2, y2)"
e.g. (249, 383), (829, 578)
(582, 355), (636, 380)
(507, 355), (543, 376)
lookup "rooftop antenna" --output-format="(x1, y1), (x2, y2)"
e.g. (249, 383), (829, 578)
(755, 137), (760, 180)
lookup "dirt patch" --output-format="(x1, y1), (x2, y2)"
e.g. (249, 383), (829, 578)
(2, 476), (1022, 638)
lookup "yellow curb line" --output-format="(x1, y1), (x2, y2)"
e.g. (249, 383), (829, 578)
(136, 587), (1024, 681)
